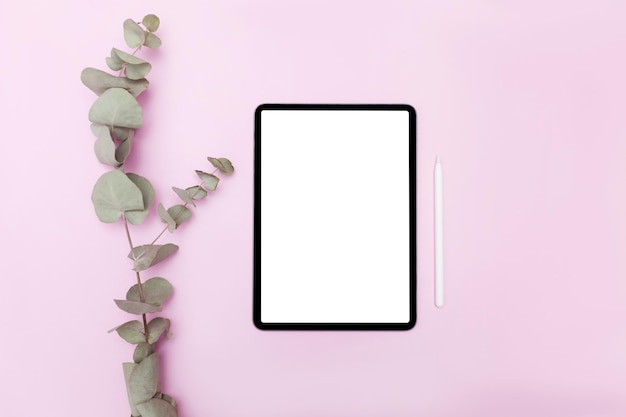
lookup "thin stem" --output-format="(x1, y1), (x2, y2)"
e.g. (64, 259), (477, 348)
(123, 214), (149, 342)
(149, 168), (220, 246)
(117, 45), (143, 77)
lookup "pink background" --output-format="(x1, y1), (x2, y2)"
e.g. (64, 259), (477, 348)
(1, 1), (625, 416)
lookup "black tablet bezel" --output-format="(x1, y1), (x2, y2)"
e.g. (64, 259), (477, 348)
(254, 104), (417, 330)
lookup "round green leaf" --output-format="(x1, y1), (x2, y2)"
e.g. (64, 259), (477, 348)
(91, 124), (119, 167)
(115, 320), (145, 344)
(136, 398), (177, 417)
(129, 352), (160, 407)
(144, 32), (162, 48)
(195, 170), (219, 191)
(111, 48), (148, 65)
(81, 67), (149, 97)
(122, 363), (140, 416)
(133, 342), (154, 363)
(126, 277), (174, 307)
(124, 18), (146, 48)
(128, 244), (179, 272)
(125, 62), (152, 81)
(172, 187), (195, 207)
(147, 317), (170, 344)
(142, 14), (160, 32)
(158, 203), (176, 232)
(88, 88), (143, 129)
(114, 299), (162, 315)
(207, 157), (234, 174)
(115, 135), (132, 165)
(167, 205), (192, 229)
(112, 127), (133, 141)
(106, 56), (123, 71)
(125, 173), (155, 225)
(185, 186), (207, 200)
(91, 170), (144, 223)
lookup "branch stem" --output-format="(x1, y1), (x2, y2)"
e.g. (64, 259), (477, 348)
(123, 215), (149, 342)
(149, 168), (220, 245)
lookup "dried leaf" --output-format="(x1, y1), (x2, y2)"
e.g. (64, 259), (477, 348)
(88, 87), (143, 129)
(115, 320), (145, 344)
(129, 244), (179, 272)
(195, 170), (219, 191)
(81, 67), (149, 97)
(142, 14), (160, 32)
(207, 157), (234, 174)
(185, 186), (207, 200)
(133, 342), (154, 363)
(91, 170), (144, 223)
(147, 317), (170, 344)
(129, 352), (160, 407)
(136, 398), (178, 417)
(115, 299), (162, 315)
(124, 19), (146, 48)
(126, 277), (173, 307)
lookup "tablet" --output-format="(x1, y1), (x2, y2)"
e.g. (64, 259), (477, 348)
(254, 104), (416, 330)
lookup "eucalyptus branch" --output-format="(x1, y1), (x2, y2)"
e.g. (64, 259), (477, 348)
(82, 14), (233, 417)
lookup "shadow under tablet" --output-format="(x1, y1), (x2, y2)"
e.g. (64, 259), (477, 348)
(254, 104), (416, 330)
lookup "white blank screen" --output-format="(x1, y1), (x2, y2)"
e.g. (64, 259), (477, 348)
(259, 108), (412, 325)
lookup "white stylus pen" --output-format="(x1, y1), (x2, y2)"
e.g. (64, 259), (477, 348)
(434, 156), (444, 308)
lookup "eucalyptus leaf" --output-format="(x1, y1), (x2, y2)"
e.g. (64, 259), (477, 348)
(106, 56), (123, 71)
(111, 48), (152, 80)
(115, 299), (162, 315)
(136, 398), (178, 417)
(115, 320), (145, 344)
(124, 18), (146, 48)
(185, 186), (207, 200)
(126, 277), (173, 306)
(91, 124), (119, 167)
(123, 363), (141, 416)
(125, 174), (155, 225)
(129, 244), (179, 272)
(88, 87), (143, 129)
(133, 342), (154, 363)
(129, 352), (160, 407)
(142, 14), (160, 32)
(111, 48), (149, 65)
(81, 67), (149, 97)
(144, 32), (162, 48)
(125, 62), (152, 81)
(160, 394), (177, 411)
(91, 170), (144, 223)
(167, 205), (192, 228)
(195, 170), (219, 191)
(207, 157), (234, 174)
(112, 127), (133, 141)
(158, 203), (176, 233)
(147, 317), (170, 344)
(172, 187), (195, 207)
(115, 135), (132, 165)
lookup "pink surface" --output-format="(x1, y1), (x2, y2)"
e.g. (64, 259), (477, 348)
(1, 1), (625, 416)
